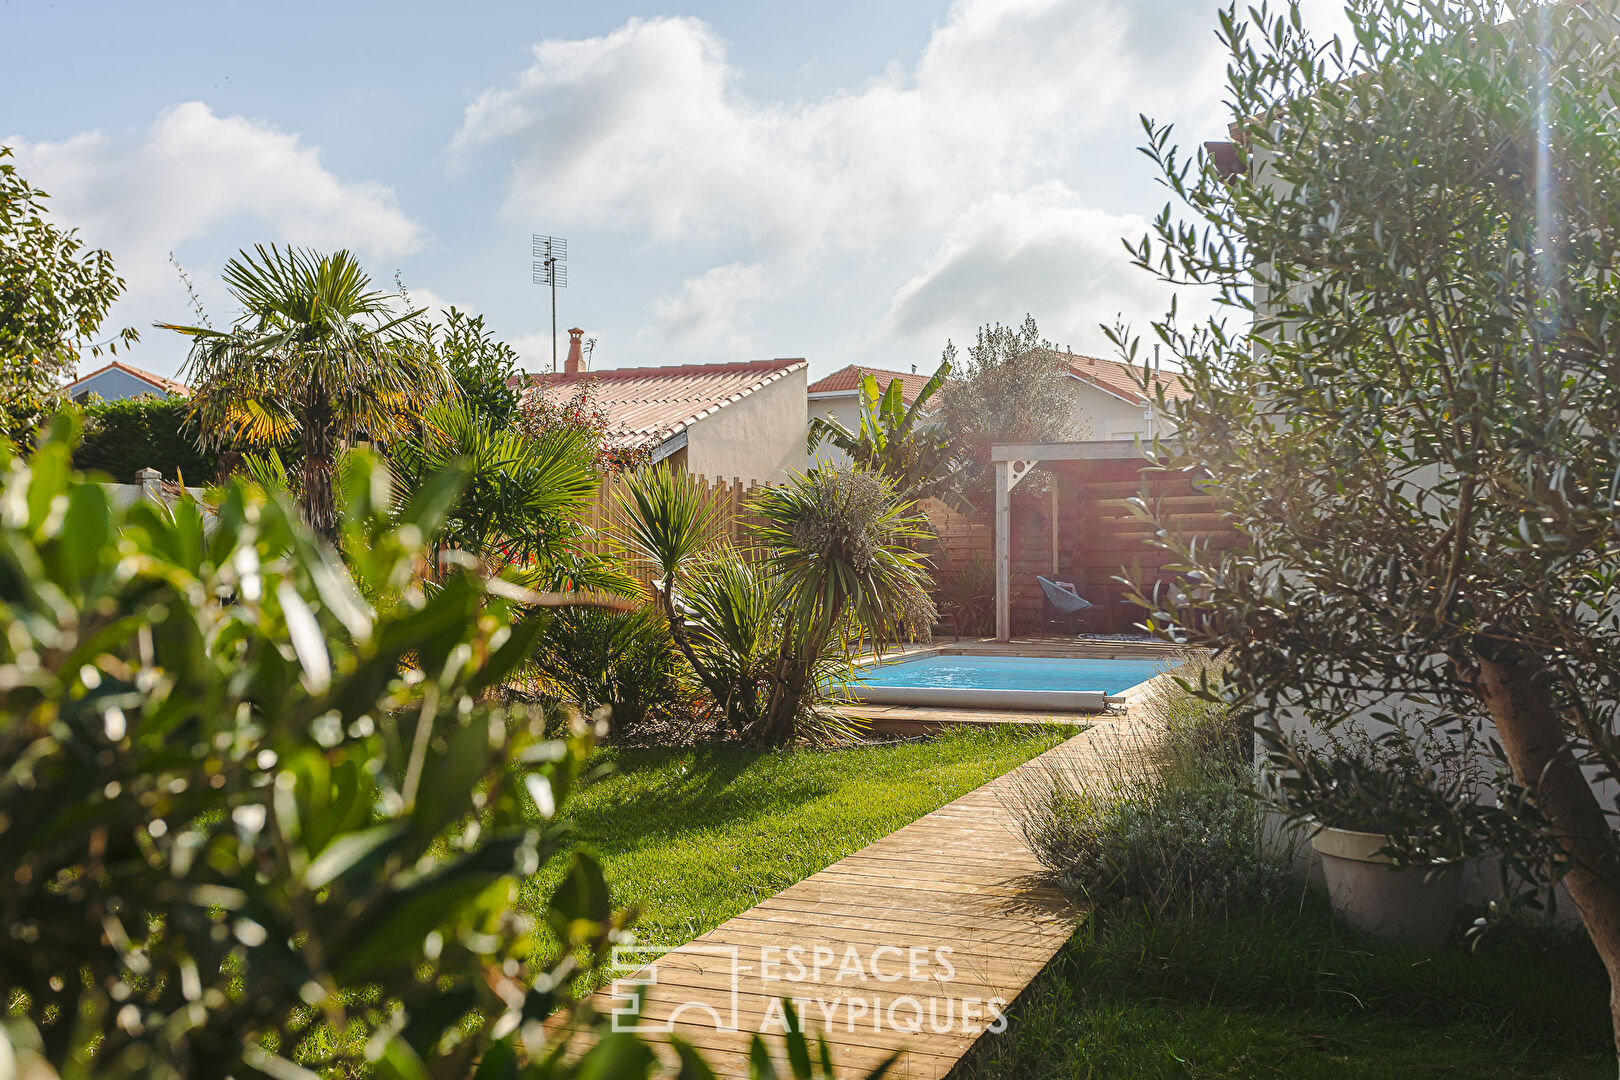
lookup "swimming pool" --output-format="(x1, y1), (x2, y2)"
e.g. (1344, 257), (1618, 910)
(843, 652), (1175, 712)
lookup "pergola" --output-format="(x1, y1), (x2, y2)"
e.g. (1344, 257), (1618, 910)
(990, 439), (1152, 642)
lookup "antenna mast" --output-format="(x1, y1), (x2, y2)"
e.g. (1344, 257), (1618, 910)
(531, 235), (569, 373)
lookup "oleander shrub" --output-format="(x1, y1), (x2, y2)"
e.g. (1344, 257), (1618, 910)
(0, 414), (624, 1079)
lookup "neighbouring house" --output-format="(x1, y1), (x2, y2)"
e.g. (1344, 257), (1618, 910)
(523, 329), (809, 484)
(806, 353), (1189, 467)
(1052, 350), (1191, 442)
(65, 360), (189, 403)
(806, 363), (938, 467)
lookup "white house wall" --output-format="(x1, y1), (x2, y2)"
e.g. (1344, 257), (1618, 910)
(687, 366), (809, 484)
(1068, 382), (1160, 441)
(807, 395), (862, 468)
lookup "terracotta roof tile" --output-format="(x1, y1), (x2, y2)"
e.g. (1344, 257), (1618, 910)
(524, 358), (807, 448)
(806, 363), (937, 405)
(1035, 349), (1191, 405)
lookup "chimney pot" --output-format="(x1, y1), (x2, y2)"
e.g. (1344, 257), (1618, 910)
(565, 327), (585, 375)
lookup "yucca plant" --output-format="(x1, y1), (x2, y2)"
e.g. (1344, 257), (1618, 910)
(620, 465), (935, 744)
(617, 467), (740, 714)
(162, 244), (452, 538)
(681, 552), (779, 733)
(753, 469), (937, 744)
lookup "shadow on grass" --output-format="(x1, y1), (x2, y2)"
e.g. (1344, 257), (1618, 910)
(575, 746), (846, 849)
(954, 893), (1612, 1080)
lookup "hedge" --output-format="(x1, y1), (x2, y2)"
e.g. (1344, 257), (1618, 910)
(73, 396), (218, 484)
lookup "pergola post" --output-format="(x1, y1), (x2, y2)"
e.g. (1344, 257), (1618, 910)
(995, 459), (1012, 643)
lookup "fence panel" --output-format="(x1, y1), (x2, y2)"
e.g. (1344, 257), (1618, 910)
(580, 473), (771, 592)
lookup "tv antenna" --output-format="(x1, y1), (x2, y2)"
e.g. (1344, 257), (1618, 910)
(532, 235), (568, 373)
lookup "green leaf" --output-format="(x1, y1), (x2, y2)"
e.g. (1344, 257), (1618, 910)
(305, 823), (406, 890)
(549, 850), (612, 933)
(469, 1036), (520, 1080)
(573, 1032), (658, 1080)
(670, 1037), (722, 1080)
(747, 1035), (779, 1080)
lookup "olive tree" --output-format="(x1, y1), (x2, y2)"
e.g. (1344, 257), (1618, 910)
(935, 316), (1082, 512)
(1127, 0), (1620, 1055)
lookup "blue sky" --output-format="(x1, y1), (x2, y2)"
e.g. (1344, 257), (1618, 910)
(3, 1), (1343, 381)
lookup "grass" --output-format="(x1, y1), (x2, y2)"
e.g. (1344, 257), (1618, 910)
(954, 895), (1612, 1079)
(518, 724), (1073, 958)
(979, 664), (1611, 1079)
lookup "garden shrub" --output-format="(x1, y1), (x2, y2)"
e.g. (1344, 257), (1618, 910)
(532, 604), (695, 734)
(73, 394), (218, 483)
(939, 554), (995, 637)
(1012, 661), (1288, 917)
(621, 465), (934, 745)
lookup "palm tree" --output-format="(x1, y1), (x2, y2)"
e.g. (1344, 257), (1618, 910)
(805, 361), (955, 504)
(161, 245), (450, 538)
(388, 399), (633, 596)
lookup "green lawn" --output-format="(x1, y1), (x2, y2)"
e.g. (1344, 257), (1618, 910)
(519, 725), (1072, 955)
(955, 896), (1611, 1079)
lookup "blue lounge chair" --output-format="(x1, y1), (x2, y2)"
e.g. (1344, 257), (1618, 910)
(1038, 575), (1093, 614)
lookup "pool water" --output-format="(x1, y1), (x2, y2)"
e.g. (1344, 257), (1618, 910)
(860, 655), (1170, 696)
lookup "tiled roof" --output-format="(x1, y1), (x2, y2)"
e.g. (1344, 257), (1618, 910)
(67, 359), (190, 397)
(524, 358), (807, 447)
(1040, 349), (1192, 405)
(807, 364), (938, 405)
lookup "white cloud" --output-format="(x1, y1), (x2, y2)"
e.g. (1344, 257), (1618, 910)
(883, 183), (1167, 352)
(452, 0), (1230, 367)
(8, 102), (426, 374)
(645, 262), (769, 353)
(452, 0), (1226, 252)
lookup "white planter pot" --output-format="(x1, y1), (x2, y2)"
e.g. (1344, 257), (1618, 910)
(1311, 826), (1462, 950)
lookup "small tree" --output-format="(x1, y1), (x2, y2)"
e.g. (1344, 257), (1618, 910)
(0, 146), (137, 449)
(1131, 0), (1620, 1055)
(425, 305), (523, 424)
(935, 316), (1081, 511)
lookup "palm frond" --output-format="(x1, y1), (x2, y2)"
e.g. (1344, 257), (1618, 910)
(619, 466), (726, 582)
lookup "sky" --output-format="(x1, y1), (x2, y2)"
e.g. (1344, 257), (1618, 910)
(2, 0), (1348, 383)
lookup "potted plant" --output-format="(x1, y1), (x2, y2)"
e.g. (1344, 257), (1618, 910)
(1282, 721), (1480, 949)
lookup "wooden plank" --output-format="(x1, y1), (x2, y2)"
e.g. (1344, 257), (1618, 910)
(556, 721), (1159, 1077)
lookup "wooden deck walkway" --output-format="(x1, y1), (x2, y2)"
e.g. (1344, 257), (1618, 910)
(572, 716), (1154, 1077)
